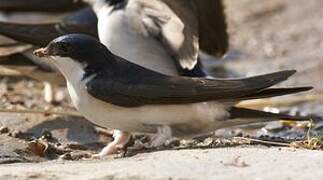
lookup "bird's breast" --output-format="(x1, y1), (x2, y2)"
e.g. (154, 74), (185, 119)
(97, 6), (178, 76)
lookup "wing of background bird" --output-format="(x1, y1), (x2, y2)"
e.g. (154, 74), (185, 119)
(137, 0), (199, 70)
(0, 0), (85, 12)
(0, 22), (63, 47)
(59, 8), (98, 38)
(86, 65), (307, 107)
(0, 8), (98, 47)
(192, 0), (229, 57)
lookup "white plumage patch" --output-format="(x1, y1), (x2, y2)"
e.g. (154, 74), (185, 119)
(95, 0), (188, 76)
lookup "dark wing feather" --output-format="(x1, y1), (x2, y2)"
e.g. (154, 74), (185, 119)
(0, 0), (85, 12)
(192, 0), (229, 57)
(234, 87), (313, 101)
(0, 8), (98, 47)
(60, 8), (98, 38)
(0, 22), (62, 46)
(86, 59), (299, 107)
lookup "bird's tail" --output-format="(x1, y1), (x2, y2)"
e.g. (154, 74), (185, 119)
(221, 107), (314, 128)
(234, 87), (313, 101)
(229, 107), (311, 120)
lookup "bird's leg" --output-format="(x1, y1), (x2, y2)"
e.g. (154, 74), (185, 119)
(94, 127), (114, 137)
(149, 125), (172, 148)
(43, 81), (54, 103)
(94, 130), (130, 157)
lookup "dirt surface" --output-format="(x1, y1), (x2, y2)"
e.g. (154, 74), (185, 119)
(0, 0), (323, 179)
(1, 147), (323, 180)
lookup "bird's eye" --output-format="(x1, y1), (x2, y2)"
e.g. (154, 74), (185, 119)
(60, 43), (69, 53)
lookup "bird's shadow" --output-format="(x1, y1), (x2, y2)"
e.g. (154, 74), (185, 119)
(25, 116), (108, 150)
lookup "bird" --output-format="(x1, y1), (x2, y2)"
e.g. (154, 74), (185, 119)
(34, 34), (313, 157)
(83, 0), (229, 77)
(0, 7), (98, 103)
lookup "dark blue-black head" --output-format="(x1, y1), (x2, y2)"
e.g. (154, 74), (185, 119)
(34, 33), (118, 80)
(34, 33), (115, 66)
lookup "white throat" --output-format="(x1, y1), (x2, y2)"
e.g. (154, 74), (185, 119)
(48, 56), (86, 86)
(89, 0), (112, 15)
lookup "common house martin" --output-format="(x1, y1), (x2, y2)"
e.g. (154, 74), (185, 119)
(34, 34), (313, 157)
(83, 0), (228, 77)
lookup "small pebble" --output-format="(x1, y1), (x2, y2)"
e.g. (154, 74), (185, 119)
(0, 126), (9, 134)
(41, 129), (53, 140)
(9, 130), (23, 138)
(59, 153), (73, 161)
(164, 138), (180, 147)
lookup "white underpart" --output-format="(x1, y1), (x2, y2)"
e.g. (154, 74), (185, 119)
(50, 56), (230, 134)
(96, 0), (179, 76)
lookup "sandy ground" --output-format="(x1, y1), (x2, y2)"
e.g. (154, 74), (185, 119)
(1, 0), (323, 179)
(1, 147), (323, 180)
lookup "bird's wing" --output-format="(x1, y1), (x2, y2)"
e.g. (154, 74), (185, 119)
(129, 0), (199, 70)
(60, 8), (98, 38)
(0, 8), (98, 47)
(86, 62), (301, 107)
(0, 22), (63, 46)
(0, 0), (85, 12)
(192, 0), (228, 57)
(129, 0), (228, 70)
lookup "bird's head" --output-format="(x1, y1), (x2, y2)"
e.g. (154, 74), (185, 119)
(34, 33), (114, 79)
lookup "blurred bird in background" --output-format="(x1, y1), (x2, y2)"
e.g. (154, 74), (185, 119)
(84, 0), (228, 77)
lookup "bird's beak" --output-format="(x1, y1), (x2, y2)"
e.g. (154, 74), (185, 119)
(33, 48), (49, 58)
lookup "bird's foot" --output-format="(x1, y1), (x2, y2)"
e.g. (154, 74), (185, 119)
(148, 125), (172, 148)
(92, 130), (130, 158)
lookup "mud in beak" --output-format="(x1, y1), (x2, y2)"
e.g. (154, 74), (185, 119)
(33, 48), (49, 58)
